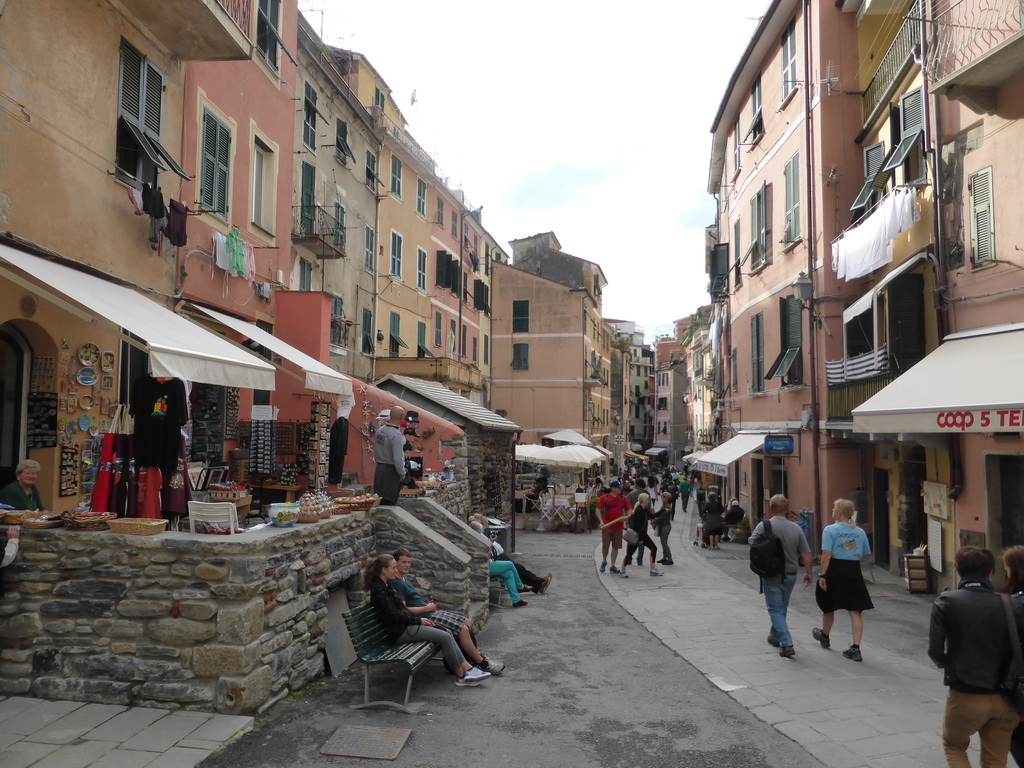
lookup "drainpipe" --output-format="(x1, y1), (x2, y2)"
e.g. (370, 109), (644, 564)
(802, 0), (823, 526)
(371, 145), (382, 382)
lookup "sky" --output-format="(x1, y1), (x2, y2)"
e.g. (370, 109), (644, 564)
(301, 1), (770, 341)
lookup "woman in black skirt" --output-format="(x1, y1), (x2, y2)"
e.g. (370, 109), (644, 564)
(812, 499), (874, 661)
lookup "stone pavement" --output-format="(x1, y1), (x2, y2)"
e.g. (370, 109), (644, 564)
(597, 499), (970, 768)
(0, 697), (252, 768)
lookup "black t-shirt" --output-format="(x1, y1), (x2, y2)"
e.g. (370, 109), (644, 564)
(131, 376), (187, 474)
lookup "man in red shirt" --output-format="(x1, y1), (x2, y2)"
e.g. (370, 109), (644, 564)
(597, 480), (632, 574)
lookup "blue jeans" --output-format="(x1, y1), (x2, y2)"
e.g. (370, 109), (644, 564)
(763, 573), (798, 647)
(489, 560), (524, 604)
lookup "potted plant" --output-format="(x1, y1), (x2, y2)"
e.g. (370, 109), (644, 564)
(731, 515), (752, 545)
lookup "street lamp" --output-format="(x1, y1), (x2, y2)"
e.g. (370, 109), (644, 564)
(792, 271), (813, 303)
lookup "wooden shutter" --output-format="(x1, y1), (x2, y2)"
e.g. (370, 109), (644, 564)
(886, 273), (925, 371)
(143, 63), (162, 136)
(435, 251), (448, 286)
(710, 243), (729, 296)
(214, 120), (230, 215)
(300, 162), (315, 233)
(447, 257), (459, 294)
(119, 44), (143, 123)
(971, 168), (994, 264)
(751, 313), (764, 391)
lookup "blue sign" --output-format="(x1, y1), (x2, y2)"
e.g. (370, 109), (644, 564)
(763, 435), (794, 455)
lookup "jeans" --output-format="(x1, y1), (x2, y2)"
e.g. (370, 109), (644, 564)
(941, 689), (1018, 768)
(762, 573), (798, 648)
(396, 623), (468, 671)
(489, 560), (525, 604)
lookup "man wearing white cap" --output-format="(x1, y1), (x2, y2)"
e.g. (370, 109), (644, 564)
(374, 406), (406, 505)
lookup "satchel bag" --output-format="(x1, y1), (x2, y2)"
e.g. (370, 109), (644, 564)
(1000, 594), (1024, 715)
(623, 527), (639, 546)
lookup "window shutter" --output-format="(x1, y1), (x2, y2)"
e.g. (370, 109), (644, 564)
(886, 273), (925, 371)
(473, 279), (483, 310)
(900, 88), (924, 133)
(447, 257), (459, 294)
(143, 63), (162, 136)
(120, 45), (143, 123)
(759, 181), (769, 263)
(786, 295), (802, 381)
(435, 251), (448, 286)
(201, 112), (218, 210)
(971, 168), (994, 263)
(300, 162), (315, 233)
(214, 121), (230, 214)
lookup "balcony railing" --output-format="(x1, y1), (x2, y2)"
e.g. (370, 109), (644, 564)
(292, 206), (345, 259)
(926, 0), (1024, 100)
(215, 0), (253, 38)
(374, 355), (482, 391)
(119, 0), (251, 60)
(827, 371), (899, 422)
(862, 1), (922, 125)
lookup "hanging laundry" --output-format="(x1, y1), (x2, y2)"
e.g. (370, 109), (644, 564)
(832, 188), (920, 282)
(166, 200), (188, 247)
(142, 184), (166, 218)
(127, 187), (145, 216)
(226, 228), (246, 277)
(212, 231), (231, 271)
(243, 241), (256, 282)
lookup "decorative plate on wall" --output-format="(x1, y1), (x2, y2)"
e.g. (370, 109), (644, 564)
(76, 367), (97, 386)
(78, 343), (100, 367)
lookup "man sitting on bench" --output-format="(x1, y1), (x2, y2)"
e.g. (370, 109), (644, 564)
(364, 554), (491, 688)
(390, 547), (505, 675)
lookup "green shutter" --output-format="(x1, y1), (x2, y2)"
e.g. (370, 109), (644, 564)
(300, 162), (315, 233)
(435, 250), (448, 286)
(886, 273), (925, 371)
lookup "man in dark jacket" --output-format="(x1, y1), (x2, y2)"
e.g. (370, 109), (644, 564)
(928, 546), (1023, 768)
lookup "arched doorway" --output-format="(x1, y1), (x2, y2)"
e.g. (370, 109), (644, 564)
(0, 324), (30, 489)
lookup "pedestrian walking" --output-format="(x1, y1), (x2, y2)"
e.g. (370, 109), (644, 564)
(749, 494), (812, 658)
(1001, 545), (1024, 768)
(652, 491), (674, 565)
(597, 480), (631, 575)
(678, 475), (692, 516)
(928, 546), (1023, 768)
(812, 499), (874, 661)
(620, 493), (662, 578)
(702, 490), (725, 550)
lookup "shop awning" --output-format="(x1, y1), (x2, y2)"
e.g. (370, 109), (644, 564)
(695, 432), (768, 477)
(188, 305), (353, 401)
(625, 451), (648, 461)
(0, 245), (276, 389)
(843, 252), (926, 324)
(853, 324), (1024, 434)
(544, 429), (592, 445)
(644, 446), (668, 457)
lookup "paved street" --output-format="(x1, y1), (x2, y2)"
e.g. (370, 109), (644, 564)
(0, 501), (973, 768)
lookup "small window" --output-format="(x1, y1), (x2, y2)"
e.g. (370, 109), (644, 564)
(512, 343), (529, 370)
(781, 19), (798, 100)
(746, 74), (764, 141)
(362, 307), (374, 354)
(748, 181), (770, 268)
(434, 311), (442, 348)
(335, 119), (354, 161)
(416, 247), (427, 290)
(460, 325), (467, 356)
(374, 87), (385, 110)
(299, 259), (312, 291)
(390, 155), (402, 197)
(483, 334), (489, 365)
(436, 197), (444, 225)
(449, 319), (457, 356)
(365, 150), (378, 190)
(200, 109), (231, 220)
(252, 137), (274, 232)
(970, 167), (995, 265)
(416, 179), (427, 218)
(303, 82), (318, 150)
(450, 211), (457, 238)
(783, 153), (800, 243)
(390, 231), (402, 277)
(329, 296), (345, 346)
(512, 300), (530, 333)
(364, 225), (375, 272)
(256, 0), (282, 70)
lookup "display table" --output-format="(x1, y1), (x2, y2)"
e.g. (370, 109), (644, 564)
(262, 484), (300, 502)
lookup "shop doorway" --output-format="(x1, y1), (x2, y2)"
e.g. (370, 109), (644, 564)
(873, 468), (890, 568)
(750, 457), (764, 522)
(988, 454), (1024, 549)
(0, 325), (30, 489)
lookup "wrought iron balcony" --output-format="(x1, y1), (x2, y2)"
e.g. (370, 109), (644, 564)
(119, 0), (252, 61)
(862, 1), (922, 125)
(926, 0), (1024, 113)
(292, 205), (345, 259)
(826, 371), (899, 422)
(374, 355), (482, 391)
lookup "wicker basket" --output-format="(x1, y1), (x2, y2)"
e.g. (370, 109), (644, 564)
(1, 510), (35, 525)
(21, 514), (64, 529)
(107, 518), (168, 536)
(335, 498), (381, 513)
(61, 510), (116, 531)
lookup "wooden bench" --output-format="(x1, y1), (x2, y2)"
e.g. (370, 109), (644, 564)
(342, 602), (440, 714)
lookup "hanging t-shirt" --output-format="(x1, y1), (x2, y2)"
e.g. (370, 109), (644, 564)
(131, 376), (188, 475)
(226, 229), (246, 277)
(328, 416), (349, 485)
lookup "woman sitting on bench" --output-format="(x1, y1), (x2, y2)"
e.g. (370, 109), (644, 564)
(364, 554), (491, 688)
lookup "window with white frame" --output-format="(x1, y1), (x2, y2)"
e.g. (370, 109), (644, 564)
(748, 181), (769, 268)
(390, 155), (402, 197)
(252, 137), (274, 232)
(200, 108), (231, 220)
(390, 231), (402, 277)
(303, 82), (318, 150)
(417, 247), (427, 290)
(733, 116), (741, 175)
(747, 74), (764, 140)
(416, 178), (426, 218)
(970, 167), (995, 265)
(783, 153), (800, 243)
(116, 40), (188, 187)
(299, 259), (312, 291)
(781, 19), (797, 100)
(364, 225), (375, 272)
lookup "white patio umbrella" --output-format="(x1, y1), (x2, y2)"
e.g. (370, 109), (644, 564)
(547, 444), (604, 467)
(515, 444), (595, 468)
(543, 429), (592, 445)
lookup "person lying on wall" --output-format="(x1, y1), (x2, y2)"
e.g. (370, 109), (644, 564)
(390, 547), (504, 675)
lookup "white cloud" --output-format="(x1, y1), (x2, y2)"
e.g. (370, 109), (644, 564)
(309, 0), (769, 339)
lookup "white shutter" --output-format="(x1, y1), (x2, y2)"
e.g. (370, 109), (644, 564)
(971, 167), (994, 263)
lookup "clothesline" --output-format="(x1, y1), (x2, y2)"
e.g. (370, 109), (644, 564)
(831, 187), (921, 282)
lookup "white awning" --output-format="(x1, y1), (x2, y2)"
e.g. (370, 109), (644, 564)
(189, 305), (353, 403)
(644, 446), (668, 456)
(843, 252), (927, 324)
(695, 432), (768, 477)
(0, 245), (276, 389)
(682, 451), (706, 464)
(544, 429), (592, 445)
(853, 324), (1024, 434)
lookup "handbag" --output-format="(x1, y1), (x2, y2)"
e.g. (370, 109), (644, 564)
(1000, 594), (1024, 715)
(623, 527), (639, 546)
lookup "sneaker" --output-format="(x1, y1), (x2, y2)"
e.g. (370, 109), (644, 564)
(480, 657), (505, 675)
(610, 566), (622, 574)
(812, 628), (831, 649)
(620, 570), (629, 578)
(779, 645), (796, 658)
(662, 559), (674, 565)
(464, 666), (491, 681)
(658, 558), (669, 564)
(455, 675), (481, 687)
(842, 646), (863, 662)
(538, 574), (553, 594)
(512, 599), (528, 607)
(766, 636), (781, 648)
(650, 569), (664, 576)
(599, 561), (607, 573)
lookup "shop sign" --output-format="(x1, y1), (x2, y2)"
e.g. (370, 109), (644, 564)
(935, 408), (1024, 432)
(763, 435), (794, 455)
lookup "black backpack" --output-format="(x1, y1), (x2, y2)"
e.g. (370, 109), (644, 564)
(749, 519), (786, 579)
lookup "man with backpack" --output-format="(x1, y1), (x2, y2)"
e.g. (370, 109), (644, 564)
(749, 494), (812, 658)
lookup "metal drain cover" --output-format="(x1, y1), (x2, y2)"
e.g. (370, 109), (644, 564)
(320, 724), (412, 760)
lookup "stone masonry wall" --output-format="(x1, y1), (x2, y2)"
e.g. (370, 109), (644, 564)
(464, 430), (515, 523)
(0, 512), (374, 714)
(398, 498), (490, 602)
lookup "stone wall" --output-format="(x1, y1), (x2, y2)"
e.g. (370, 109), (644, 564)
(0, 512), (374, 714)
(464, 430), (516, 523)
(423, 482), (468, 522)
(397, 498), (490, 602)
